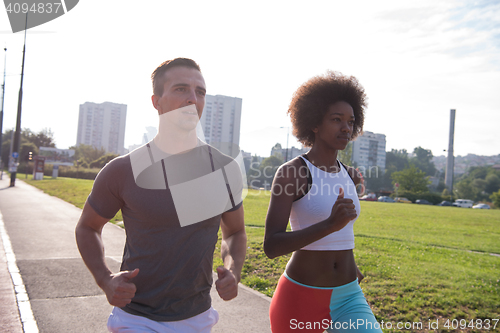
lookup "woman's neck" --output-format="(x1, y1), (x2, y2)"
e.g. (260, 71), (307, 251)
(306, 145), (339, 172)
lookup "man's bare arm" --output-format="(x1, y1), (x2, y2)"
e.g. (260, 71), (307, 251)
(75, 201), (138, 307)
(215, 205), (246, 301)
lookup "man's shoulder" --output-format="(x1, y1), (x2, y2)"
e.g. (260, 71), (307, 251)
(204, 144), (237, 166)
(105, 152), (132, 168)
(97, 152), (132, 179)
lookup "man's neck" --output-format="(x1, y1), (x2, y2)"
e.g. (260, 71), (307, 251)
(153, 131), (198, 154)
(153, 108), (199, 154)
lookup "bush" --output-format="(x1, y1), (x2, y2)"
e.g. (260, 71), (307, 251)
(391, 190), (443, 204)
(89, 153), (119, 169)
(43, 165), (100, 180)
(77, 159), (89, 169)
(441, 188), (456, 202)
(490, 190), (500, 209)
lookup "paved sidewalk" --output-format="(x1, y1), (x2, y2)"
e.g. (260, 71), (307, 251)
(0, 176), (271, 333)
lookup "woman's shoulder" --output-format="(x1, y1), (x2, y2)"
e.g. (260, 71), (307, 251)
(273, 156), (310, 201)
(271, 156), (310, 201)
(276, 156), (309, 180)
(340, 162), (363, 186)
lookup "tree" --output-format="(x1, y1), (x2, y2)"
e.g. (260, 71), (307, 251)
(33, 128), (56, 148)
(485, 174), (500, 194)
(385, 149), (409, 173)
(490, 190), (500, 209)
(436, 180), (446, 193)
(2, 128), (56, 148)
(361, 166), (387, 192)
(472, 178), (487, 193)
(1, 138), (11, 167)
(338, 142), (353, 166)
(391, 165), (430, 193)
(89, 153), (119, 169)
(70, 144), (107, 166)
(1, 129), (17, 166)
(453, 166), (500, 202)
(258, 155), (283, 189)
(247, 155), (262, 188)
(1, 128), (56, 168)
(270, 143), (284, 162)
(455, 178), (479, 201)
(467, 166), (488, 180)
(411, 146), (436, 176)
(441, 188), (455, 201)
(364, 149), (408, 192)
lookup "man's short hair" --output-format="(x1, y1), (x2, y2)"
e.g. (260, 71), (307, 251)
(151, 58), (202, 96)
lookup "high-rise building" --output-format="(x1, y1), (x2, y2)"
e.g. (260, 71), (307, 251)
(142, 126), (157, 144)
(76, 102), (127, 155)
(352, 131), (386, 174)
(199, 94), (242, 157)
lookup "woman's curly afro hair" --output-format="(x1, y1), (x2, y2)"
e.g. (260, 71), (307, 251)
(288, 71), (367, 147)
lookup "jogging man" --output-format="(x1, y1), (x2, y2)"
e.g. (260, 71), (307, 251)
(75, 58), (247, 332)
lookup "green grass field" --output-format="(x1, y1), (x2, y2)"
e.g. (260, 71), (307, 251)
(23, 177), (500, 332)
(22, 175), (123, 222)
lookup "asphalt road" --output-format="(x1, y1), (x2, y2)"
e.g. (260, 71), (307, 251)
(0, 176), (271, 333)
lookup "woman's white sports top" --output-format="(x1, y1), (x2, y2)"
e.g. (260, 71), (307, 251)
(289, 156), (360, 251)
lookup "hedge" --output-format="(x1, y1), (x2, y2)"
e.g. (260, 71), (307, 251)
(43, 165), (100, 180)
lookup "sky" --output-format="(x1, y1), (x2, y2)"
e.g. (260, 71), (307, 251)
(0, 0), (499, 158)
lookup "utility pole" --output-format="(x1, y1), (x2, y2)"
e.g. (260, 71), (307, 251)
(0, 47), (6, 180)
(285, 128), (289, 162)
(10, 14), (28, 187)
(280, 126), (289, 162)
(444, 109), (456, 198)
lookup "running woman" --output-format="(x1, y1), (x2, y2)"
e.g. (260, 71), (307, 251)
(264, 71), (381, 333)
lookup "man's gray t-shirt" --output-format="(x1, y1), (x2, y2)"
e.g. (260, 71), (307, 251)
(87, 141), (242, 321)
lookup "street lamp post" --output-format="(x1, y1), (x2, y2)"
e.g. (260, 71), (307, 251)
(10, 14), (28, 187)
(280, 126), (289, 162)
(0, 47), (6, 180)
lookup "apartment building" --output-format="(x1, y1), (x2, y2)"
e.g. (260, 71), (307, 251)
(352, 131), (386, 173)
(199, 94), (242, 157)
(76, 101), (127, 155)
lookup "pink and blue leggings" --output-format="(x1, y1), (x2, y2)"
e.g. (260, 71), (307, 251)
(270, 273), (382, 332)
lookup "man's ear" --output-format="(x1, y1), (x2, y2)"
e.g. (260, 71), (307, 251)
(151, 95), (160, 112)
(312, 127), (318, 134)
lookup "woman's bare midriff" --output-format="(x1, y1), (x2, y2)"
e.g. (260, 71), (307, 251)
(285, 249), (357, 287)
